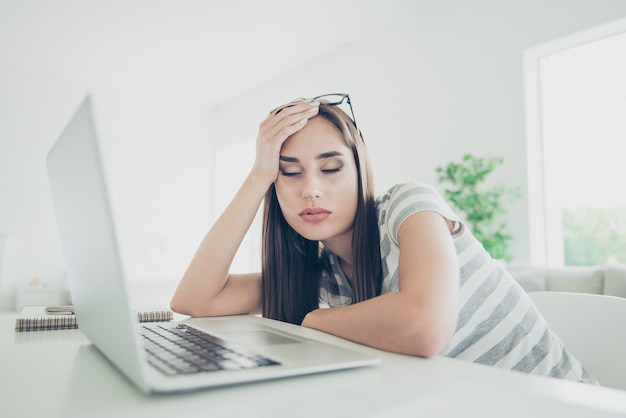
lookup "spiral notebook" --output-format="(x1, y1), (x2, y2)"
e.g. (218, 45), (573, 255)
(15, 304), (172, 332)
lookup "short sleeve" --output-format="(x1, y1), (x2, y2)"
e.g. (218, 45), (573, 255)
(376, 182), (462, 246)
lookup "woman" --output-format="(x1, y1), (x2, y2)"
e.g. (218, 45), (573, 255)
(171, 94), (595, 383)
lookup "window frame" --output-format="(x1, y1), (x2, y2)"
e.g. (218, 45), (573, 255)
(523, 17), (626, 266)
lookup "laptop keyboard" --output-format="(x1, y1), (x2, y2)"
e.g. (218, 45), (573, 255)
(141, 323), (280, 376)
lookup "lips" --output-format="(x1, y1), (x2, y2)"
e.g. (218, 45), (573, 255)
(299, 207), (331, 222)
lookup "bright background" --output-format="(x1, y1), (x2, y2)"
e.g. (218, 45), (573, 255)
(2, 0), (626, 310)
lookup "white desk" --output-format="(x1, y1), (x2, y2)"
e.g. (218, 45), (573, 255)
(2, 314), (626, 418)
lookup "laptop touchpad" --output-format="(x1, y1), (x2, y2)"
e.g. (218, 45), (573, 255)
(225, 330), (305, 346)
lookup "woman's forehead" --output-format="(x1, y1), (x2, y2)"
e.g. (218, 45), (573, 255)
(281, 117), (348, 157)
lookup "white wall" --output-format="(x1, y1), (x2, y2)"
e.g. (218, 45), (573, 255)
(213, 0), (626, 265)
(91, 92), (214, 304)
(0, 70), (86, 310)
(0, 72), (214, 310)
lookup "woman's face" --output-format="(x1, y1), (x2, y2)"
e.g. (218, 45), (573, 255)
(275, 116), (359, 244)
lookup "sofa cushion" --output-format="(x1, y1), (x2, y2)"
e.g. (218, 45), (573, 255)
(546, 266), (604, 294)
(506, 266), (547, 292)
(603, 264), (626, 298)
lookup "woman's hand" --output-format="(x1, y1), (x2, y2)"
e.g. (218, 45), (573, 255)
(252, 99), (320, 186)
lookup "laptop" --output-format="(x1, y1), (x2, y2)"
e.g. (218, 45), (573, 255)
(46, 96), (379, 394)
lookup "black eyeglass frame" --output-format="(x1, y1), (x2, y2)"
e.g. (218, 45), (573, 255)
(274, 93), (361, 137)
(312, 93), (360, 136)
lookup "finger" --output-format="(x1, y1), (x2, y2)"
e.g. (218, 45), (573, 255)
(274, 115), (310, 139)
(270, 100), (320, 122)
(264, 105), (319, 141)
(260, 101), (319, 136)
(270, 98), (309, 115)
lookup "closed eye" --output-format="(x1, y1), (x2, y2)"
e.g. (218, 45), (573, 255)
(322, 161), (344, 174)
(279, 169), (301, 177)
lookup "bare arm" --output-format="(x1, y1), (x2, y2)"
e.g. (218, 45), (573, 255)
(170, 175), (267, 317)
(301, 210), (459, 357)
(170, 100), (320, 317)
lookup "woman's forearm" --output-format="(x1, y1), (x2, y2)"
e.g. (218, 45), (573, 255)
(301, 292), (456, 358)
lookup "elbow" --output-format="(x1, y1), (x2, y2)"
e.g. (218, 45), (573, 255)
(405, 315), (456, 358)
(412, 332), (450, 358)
(170, 291), (230, 318)
(170, 300), (205, 318)
(170, 293), (198, 317)
(170, 281), (212, 317)
(169, 297), (188, 316)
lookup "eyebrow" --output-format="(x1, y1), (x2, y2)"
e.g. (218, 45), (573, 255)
(279, 151), (345, 163)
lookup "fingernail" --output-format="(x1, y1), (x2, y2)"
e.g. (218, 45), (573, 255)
(310, 101), (320, 107)
(300, 118), (307, 125)
(309, 106), (319, 113)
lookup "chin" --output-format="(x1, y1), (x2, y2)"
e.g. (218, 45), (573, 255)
(295, 230), (329, 242)
(291, 223), (333, 242)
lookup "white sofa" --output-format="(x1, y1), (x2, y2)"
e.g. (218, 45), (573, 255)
(507, 264), (626, 298)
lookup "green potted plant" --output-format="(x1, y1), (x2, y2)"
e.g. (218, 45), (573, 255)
(435, 153), (520, 261)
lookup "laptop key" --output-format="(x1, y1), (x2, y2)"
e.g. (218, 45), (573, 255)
(140, 323), (280, 376)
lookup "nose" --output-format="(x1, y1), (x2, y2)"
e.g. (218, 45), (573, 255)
(301, 173), (322, 201)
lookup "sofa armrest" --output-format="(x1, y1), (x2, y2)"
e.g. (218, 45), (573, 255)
(604, 264), (626, 298)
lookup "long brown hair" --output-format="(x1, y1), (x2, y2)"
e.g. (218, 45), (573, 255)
(261, 103), (382, 324)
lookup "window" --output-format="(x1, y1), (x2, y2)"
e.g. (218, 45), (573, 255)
(525, 19), (626, 267)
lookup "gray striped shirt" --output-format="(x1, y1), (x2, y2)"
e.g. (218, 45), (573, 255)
(319, 182), (596, 383)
